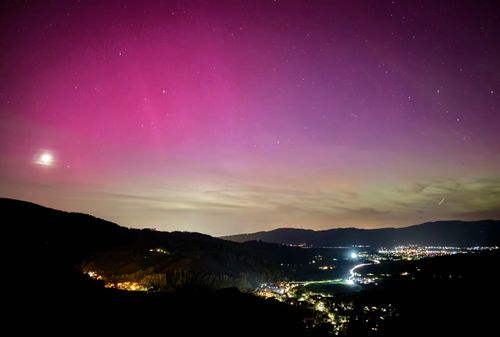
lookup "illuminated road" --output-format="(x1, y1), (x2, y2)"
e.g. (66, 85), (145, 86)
(349, 263), (372, 279)
(348, 259), (380, 282)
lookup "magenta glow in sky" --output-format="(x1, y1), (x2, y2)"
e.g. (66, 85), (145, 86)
(1, 0), (499, 235)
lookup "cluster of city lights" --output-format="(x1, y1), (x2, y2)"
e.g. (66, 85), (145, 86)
(85, 270), (149, 292)
(256, 281), (394, 334)
(376, 245), (499, 261)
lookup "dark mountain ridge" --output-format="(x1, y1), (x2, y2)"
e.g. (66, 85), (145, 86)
(222, 220), (500, 247)
(2, 197), (319, 336)
(1, 197), (318, 290)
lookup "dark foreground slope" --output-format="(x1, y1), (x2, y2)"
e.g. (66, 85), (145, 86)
(2, 197), (315, 290)
(223, 220), (500, 247)
(2, 198), (317, 336)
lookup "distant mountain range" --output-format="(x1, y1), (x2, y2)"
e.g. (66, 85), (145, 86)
(222, 220), (500, 247)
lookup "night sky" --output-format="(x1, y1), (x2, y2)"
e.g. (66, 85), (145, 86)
(1, 0), (499, 235)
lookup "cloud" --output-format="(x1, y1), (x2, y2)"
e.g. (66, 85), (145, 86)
(5, 170), (499, 235)
(89, 176), (500, 233)
(388, 177), (500, 217)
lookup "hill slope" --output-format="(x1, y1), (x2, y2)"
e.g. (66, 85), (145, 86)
(1, 198), (312, 290)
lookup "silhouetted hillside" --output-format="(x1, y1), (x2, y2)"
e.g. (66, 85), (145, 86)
(2, 198), (327, 336)
(2, 198), (325, 290)
(222, 220), (500, 247)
